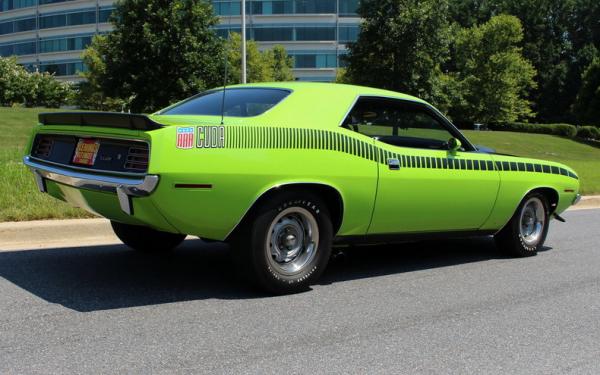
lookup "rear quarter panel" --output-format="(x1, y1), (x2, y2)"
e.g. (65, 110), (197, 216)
(146, 124), (379, 240)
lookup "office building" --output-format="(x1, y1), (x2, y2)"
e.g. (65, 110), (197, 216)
(0, 0), (360, 82)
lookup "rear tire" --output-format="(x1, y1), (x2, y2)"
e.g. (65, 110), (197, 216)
(231, 191), (333, 294)
(495, 192), (550, 257)
(111, 221), (186, 253)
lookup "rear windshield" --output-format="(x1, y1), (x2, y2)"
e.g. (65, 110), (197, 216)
(160, 88), (291, 117)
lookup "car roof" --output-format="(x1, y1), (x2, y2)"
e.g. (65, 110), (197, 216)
(224, 82), (429, 128)
(227, 81), (425, 103)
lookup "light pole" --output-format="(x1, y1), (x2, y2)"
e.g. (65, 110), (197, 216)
(241, 0), (247, 84)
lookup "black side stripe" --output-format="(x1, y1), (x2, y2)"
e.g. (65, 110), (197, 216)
(225, 126), (578, 180)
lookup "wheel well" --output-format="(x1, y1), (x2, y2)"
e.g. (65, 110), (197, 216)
(530, 187), (559, 213)
(227, 183), (344, 241)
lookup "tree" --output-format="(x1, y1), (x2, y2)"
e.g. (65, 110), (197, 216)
(0, 56), (31, 106)
(335, 68), (350, 84)
(343, 0), (451, 104)
(224, 33), (293, 84)
(225, 32), (272, 84)
(84, 0), (225, 113)
(496, 0), (576, 123)
(448, 0), (599, 124)
(267, 45), (294, 82)
(572, 58), (600, 126)
(77, 35), (129, 111)
(447, 15), (537, 124)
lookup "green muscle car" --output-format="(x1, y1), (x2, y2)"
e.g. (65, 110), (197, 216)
(24, 82), (581, 293)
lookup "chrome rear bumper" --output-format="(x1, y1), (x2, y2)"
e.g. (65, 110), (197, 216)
(573, 193), (582, 206)
(23, 156), (159, 215)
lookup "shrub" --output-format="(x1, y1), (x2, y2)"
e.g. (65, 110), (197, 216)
(552, 124), (578, 138)
(577, 126), (600, 140)
(489, 122), (578, 138)
(28, 72), (73, 108)
(0, 56), (72, 108)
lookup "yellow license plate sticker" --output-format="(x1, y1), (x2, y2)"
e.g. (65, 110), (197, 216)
(72, 139), (100, 166)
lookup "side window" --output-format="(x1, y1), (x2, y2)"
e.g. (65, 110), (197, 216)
(343, 97), (458, 150)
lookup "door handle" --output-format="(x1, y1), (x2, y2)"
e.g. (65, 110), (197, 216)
(387, 158), (400, 170)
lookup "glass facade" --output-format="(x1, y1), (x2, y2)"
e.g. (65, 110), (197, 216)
(0, 16), (36, 35)
(290, 52), (337, 69)
(0, 39), (35, 55)
(39, 9), (96, 29)
(1, 7), (113, 35)
(1, 0), (76, 12)
(0, 0), (35, 11)
(39, 34), (93, 53)
(212, 0), (358, 16)
(0, 0), (359, 80)
(39, 60), (85, 75)
(217, 25), (358, 43)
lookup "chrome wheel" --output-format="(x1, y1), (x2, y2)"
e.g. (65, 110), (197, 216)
(265, 207), (319, 275)
(519, 197), (546, 247)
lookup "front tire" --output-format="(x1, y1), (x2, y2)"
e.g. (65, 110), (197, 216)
(111, 221), (186, 253)
(232, 191), (333, 294)
(495, 192), (550, 257)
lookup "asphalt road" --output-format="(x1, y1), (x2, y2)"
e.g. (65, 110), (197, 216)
(1, 209), (599, 374)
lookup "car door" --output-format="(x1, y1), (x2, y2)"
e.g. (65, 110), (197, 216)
(342, 96), (500, 234)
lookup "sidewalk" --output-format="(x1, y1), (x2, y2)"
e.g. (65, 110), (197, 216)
(571, 195), (600, 210)
(1, 197), (598, 251)
(0, 218), (117, 251)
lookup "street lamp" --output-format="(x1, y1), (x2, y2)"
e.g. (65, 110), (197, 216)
(241, 0), (247, 84)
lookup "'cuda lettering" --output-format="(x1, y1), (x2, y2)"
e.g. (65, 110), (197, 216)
(197, 126), (225, 148)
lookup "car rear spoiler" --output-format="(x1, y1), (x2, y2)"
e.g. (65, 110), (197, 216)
(38, 112), (163, 131)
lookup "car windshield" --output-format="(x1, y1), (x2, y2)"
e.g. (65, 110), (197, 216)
(160, 88), (291, 117)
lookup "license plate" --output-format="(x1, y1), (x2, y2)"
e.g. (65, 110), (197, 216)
(72, 139), (100, 166)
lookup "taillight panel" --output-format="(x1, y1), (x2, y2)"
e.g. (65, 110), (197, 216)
(30, 134), (150, 174)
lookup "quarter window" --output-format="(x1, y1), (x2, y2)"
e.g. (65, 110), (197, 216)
(160, 88), (290, 117)
(343, 97), (463, 151)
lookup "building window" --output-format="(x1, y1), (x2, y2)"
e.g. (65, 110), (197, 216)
(66, 10), (96, 26)
(339, 25), (359, 42)
(291, 53), (337, 68)
(295, 0), (336, 14)
(212, 1), (241, 16)
(0, 0), (36, 12)
(39, 35), (92, 53)
(295, 27), (335, 41)
(338, 0), (359, 16)
(39, 60), (86, 76)
(211, 0), (354, 16)
(39, 14), (67, 29)
(99, 7), (114, 23)
(253, 27), (294, 41)
(39, 9), (97, 29)
(0, 17), (36, 34)
(39, 0), (77, 5)
(0, 40), (35, 56)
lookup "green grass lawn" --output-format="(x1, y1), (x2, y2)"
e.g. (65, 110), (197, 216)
(0, 107), (93, 222)
(0, 107), (598, 222)
(464, 130), (600, 194)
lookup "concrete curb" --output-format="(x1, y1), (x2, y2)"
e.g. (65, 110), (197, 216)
(569, 195), (600, 210)
(0, 218), (117, 251)
(1, 197), (598, 251)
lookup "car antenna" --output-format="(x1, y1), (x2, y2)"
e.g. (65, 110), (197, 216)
(220, 13), (233, 126)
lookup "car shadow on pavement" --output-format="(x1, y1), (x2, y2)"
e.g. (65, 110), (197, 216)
(0, 237), (548, 312)
(321, 237), (551, 285)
